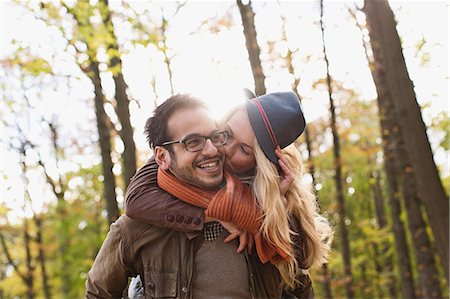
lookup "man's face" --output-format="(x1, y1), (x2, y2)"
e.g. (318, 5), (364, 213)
(165, 107), (224, 189)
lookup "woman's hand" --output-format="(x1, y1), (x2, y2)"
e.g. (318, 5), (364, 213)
(276, 146), (294, 197)
(220, 221), (254, 253)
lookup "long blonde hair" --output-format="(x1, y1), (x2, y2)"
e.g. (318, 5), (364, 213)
(252, 142), (333, 289)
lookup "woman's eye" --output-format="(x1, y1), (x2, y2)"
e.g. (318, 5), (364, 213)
(241, 146), (250, 155)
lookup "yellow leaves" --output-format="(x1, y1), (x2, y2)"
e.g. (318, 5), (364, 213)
(2, 55), (52, 76)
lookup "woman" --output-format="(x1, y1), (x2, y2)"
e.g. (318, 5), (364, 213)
(125, 90), (332, 295)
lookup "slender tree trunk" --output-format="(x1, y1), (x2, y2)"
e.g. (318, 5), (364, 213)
(160, 16), (175, 95)
(350, 12), (399, 298)
(87, 60), (120, 223)
(368, 42), (417, 299)
(63, 1), (120, 223)
(101, 0), (137, 187)
(18, 146), (52, 298)
(283, 21), (334, 298)
(0, 271), (3, 299)
(319, 1), (353, 297)
(371, 173), (398, 299)
(371, 243), (385, 298)
(372, 173), (387, 227)
(384, 153), (416, 299)
(236, 0), (266, 95)
(35, 216), (51, 299)
(0, 230), (34, 299)
(363, 0), (449, 281)
(23, 220), (35, 299)
(370, 174), (386, 299)
(359, 262), (371, 298)
(44, 124), (72, 295)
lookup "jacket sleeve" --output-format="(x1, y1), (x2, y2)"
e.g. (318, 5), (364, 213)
(290, 215), (312, 269)
(85, 221), (132, 299)
(283, 216), (315, 299)
(125, 157), (205, 232)
(283, 270), (315, 299)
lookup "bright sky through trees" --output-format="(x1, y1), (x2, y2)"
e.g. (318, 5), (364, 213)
(1, 1), (448, 222)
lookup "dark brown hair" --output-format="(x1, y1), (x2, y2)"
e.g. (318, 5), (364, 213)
(144, 94), (208, 150)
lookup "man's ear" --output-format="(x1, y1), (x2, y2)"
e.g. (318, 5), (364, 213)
(154, 146), (171, 170)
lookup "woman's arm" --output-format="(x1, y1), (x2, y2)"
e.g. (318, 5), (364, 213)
(125, 157), (205, 232)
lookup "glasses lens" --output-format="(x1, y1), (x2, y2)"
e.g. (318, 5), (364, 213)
(184, 137), (205, 151)
(211, 131), (227, 146)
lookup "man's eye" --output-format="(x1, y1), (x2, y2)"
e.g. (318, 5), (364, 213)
(185, 138), (203, 147)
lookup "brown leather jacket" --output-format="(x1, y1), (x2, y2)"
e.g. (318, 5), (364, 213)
(121, 158), (314, 298)
(85, 215), (314, 299)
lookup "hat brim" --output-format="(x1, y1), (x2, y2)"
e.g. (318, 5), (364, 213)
(246, 100), (279, 165)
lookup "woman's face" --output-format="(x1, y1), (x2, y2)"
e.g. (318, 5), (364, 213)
(221, 109), (257, 176)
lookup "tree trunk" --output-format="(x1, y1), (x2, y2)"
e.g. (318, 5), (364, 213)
(372, 173), (387, 228)
(63, 2), (120, 223)
(349, 11), (400, 298)
(371, 174), (398, 299)
(367, 40), (417, 299)
(319, 1), (353, 297)
(101, 0), (137, 188)
(396, 141), (443, 298)
(236, 0), (266, 95)
(282, 16), (334, 297)
(35, 216), (51, 299)
(359, 262), (370, 298)
(384, 153), (416, 299)
(379, 76), (443, 297)
(363, 0), (449, 281)
(23, 220), (35, 299)
(0, 229), (34, 299)
(87, 60), (120, 224)
(160, 16), (175, 95)
(43, 123), (72, 295)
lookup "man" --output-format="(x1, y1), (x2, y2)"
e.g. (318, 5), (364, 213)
(86, 94), (312, 298)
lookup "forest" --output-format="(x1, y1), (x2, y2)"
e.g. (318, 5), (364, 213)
(0, 0), (448, 298)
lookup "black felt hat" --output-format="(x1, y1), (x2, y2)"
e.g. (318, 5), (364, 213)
(244, 90), (305, 165)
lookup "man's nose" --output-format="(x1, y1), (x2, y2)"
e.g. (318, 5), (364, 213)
(201, 138), (219, 156)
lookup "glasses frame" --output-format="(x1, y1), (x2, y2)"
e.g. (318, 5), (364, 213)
(160, 131), (228, 152)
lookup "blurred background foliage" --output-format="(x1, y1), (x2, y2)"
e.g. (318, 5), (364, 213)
(1, 0), (448, 298)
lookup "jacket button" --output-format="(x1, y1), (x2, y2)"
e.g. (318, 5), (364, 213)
(181, 286), (188, 293)
(176, 215), (184, 223)
(148, 282), (155, 289)
(184, 216), (193, 224)
(167, 215), (175, 222)
(193, 217), (201, 225)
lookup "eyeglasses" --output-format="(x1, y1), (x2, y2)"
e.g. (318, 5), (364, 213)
(160, 131), (228, 152)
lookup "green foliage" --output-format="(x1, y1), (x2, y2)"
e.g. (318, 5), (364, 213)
(3, 54), (53, 76)
(0, 163), (110, 298)
(3, 1), (448, 298)
(430, 111), (450, 151)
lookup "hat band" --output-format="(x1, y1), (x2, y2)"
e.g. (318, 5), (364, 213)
(252, 98), (278, 148)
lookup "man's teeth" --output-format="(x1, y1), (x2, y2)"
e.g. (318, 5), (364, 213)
(198, 162), (218, 169)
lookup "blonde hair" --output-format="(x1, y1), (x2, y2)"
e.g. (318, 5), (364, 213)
(252, 142), (333, 289)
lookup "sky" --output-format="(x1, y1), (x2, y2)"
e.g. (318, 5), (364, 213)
(1, 0), (448, 221)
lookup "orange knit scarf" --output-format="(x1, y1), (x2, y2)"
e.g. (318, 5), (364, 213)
(157, 168), (290, 264)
